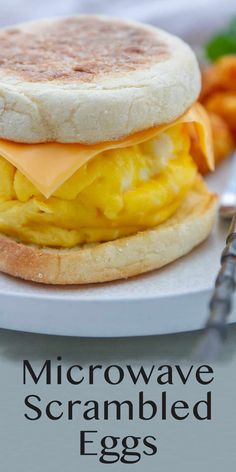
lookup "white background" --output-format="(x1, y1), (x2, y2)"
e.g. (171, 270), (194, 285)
(0, 0), (235, 43)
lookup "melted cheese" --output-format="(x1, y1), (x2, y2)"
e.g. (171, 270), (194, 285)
(0, 103), (213, 198)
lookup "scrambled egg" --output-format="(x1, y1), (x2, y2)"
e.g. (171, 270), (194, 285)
(0, 124), (197, 247)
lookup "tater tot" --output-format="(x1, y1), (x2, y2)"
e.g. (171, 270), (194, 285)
(200, 54), (236, 171)
(201, 66), (223, 101)
(201, 55), (236, 101)
(215, 55), (236, 91)
(204, 92), (236, 134)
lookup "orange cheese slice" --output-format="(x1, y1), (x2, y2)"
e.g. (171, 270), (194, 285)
(0, 103), (213, 198)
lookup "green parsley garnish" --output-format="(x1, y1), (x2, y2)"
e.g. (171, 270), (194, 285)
(206, 18), (236, 61)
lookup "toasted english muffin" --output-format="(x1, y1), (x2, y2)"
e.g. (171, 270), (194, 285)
(0, 16), (217, 285)
(0, 15), (200, 144)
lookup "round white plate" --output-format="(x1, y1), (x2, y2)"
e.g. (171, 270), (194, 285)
(0, 158), (235, 337)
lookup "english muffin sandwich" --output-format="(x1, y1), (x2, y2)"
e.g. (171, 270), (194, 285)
(0, 15), (217, 284)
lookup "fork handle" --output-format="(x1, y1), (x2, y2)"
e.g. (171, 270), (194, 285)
(206, 214), (236, 338)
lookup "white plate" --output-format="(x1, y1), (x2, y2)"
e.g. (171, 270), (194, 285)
(0, 158), (235, 337)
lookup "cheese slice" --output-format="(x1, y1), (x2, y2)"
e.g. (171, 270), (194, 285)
(0, 103), (213, 198)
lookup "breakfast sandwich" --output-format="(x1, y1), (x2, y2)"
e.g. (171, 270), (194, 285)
(0, 15), (217, 284)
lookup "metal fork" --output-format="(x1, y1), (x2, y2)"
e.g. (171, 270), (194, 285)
(193, 151), (236, 361)
(219, 151), (236, 219)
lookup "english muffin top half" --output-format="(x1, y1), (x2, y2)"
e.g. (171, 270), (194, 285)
(0, 15), (200, 144)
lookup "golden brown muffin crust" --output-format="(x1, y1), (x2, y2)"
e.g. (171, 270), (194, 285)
(0, 16), (169, 82)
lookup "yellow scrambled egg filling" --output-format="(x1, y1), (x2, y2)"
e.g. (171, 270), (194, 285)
(0, 124), (197, 247)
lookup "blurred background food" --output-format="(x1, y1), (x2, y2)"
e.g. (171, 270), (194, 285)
(0, 0), (235, 172)
(205, 17), (236, 61)
(200, 20), (236, 171)
(200, 56), (236, 169)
